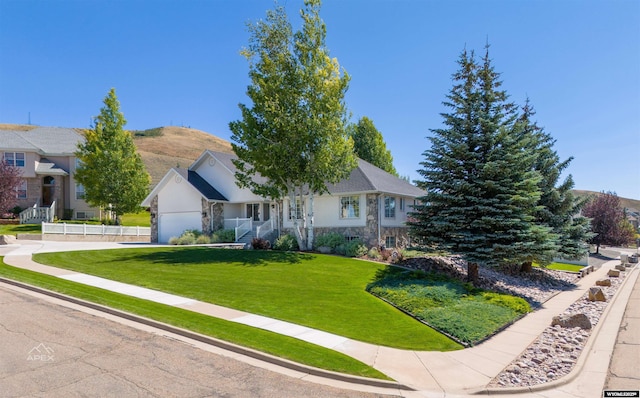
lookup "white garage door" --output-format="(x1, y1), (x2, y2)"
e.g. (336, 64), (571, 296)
(159, 212), (202, 243)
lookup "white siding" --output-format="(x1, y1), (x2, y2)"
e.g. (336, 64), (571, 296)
(157, 173), (203, 242)
(282, 194), (366, 228)
(192, 156), (263, 203)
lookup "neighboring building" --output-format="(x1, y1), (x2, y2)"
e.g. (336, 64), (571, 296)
(142, 149), (426, 247)
(0, 126), (98, 222)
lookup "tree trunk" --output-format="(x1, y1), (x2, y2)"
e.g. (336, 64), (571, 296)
(306, 192), (314, 251)
(595, 243), (600, 254)
(467, 262), (479, 285)
(520, 261), (533, 273)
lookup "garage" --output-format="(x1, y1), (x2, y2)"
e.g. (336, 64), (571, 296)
(158, 212), (202, 243)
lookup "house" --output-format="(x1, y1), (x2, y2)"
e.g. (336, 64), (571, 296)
(0, 126), (98, 222)
(142, 149), (426, 247)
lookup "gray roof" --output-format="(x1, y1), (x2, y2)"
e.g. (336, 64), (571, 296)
(0, 127), (83, 155)
(206, 151), (426, 198)
(175, 168), (228, 201)
(35, 158), (69, 176)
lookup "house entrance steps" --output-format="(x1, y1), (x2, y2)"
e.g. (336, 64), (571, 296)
(1, 240), (637, 397)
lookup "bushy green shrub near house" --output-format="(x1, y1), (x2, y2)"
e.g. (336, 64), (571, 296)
(344, 240), (368, 257)
(314, 232), (345, 251)
(273, 234), (299, 251)
(211, 229), (235, 243)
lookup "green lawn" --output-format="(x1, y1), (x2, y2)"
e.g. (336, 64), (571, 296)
(33, 247), (462, 351)
(0, 259), (387, 380)
(0, 223), (41, 235)
(0, 211), (149, 236)
(536, 262), (584, 272)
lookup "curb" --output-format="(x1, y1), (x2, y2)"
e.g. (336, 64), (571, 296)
(0, 276), (414, 392)
(473, 261), (638, 395)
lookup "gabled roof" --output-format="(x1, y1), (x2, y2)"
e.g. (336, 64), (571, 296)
(0, 127), (83, 155)
(141, 167), (227, 207)
(35, 158), (69, 176)
(197, 150), (426, 198)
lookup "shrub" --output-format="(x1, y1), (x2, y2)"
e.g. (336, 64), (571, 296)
(176, 231), (197, 245)
(344, 240), (367, 257)
(211, 229), (235, 243)
(168, 236), (179, 245)
(251, 237), (271, 250)
(273, 234), (298, 251)
(314, 232), (345, 251)
(195, 234), (211, 244)
(367, 247), (381, 259)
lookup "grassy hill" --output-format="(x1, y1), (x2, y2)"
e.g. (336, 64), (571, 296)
(574, 190), (640, 212)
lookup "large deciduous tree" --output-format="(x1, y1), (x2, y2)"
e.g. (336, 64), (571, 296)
(230, 0), (356, 250)
(0, 160), (22, 215)
(582, 191), (635, 253)
(408, 46), (558, 283)
(75, 88), (150, 224)
(348, 116), (397, 176)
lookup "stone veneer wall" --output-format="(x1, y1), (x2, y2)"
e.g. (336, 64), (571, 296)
(150, 195), (158, 243)
(211, 203), (224, 232)
(201, 198), (211, 235)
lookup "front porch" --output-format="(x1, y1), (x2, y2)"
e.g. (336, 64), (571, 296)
(19, 201), (57, 224)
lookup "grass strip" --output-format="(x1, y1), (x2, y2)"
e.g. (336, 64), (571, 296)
(33, 247), (462, 351)
(0, 259), (389, 380)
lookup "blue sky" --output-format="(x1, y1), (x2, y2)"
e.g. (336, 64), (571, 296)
(1, 0), (639, 199)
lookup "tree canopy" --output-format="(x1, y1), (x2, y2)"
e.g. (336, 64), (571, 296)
(348, 116), (397, 176)
(230, 0), (356, 250)
(0, 160), (22, 215)
(409, 46), (576, 279)
(582, 191), (635, 253)
(75, 88), (150, 224)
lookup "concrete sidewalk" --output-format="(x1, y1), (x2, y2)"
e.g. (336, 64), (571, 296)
(1, 240), (637, 397)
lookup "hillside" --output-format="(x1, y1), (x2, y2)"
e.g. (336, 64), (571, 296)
(131, 126), (233, 185)
(573, 190), (640, 212)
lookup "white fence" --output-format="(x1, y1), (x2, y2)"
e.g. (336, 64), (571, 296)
(42, 222), (151, 237)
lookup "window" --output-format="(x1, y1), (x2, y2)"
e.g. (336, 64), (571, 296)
(4, 152), (25, 167)
(289, 199), (303, 220)
(399, 197), (405, 212)
(16, 180), (27, 199)
(76, 183), (85, 200)
(384, 196), (396, 218)
(385, 236), (396, 248)
(76, 211), (95, 220)
(340, 195), (360, 218)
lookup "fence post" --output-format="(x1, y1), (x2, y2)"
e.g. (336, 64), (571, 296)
(63, 223), (67, 235)
(102, 224), (105, 236)
(83, 223), (87, 236)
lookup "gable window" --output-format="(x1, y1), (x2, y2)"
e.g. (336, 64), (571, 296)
(4, 152), (25, 167)
(289, 199), (303, 220)
(16, 180), (27, 199)
(76, 183), (85, 200)
(399, 197), (405, 212)
(384, 196), (396, 218)
(340, 195), (360, 218)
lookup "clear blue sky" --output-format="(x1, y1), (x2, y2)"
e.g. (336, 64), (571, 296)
(1, 0), (638, 199)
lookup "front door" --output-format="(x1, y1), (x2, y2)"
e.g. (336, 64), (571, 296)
(246, 203), (260, 221)
(42, 176), (55, 206)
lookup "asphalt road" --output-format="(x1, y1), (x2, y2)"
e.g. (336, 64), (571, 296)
(0, 285), (395, 398)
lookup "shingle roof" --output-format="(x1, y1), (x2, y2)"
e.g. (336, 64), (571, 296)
(0, 127), (83, 155)
(174, 168), (228, 201)
(205, 151), (426, 198)
(35, 158), (69, 176)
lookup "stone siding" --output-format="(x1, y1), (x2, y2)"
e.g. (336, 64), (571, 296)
(150, 195), (158, 243)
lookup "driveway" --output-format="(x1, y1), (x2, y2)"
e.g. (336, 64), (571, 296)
(0, 284), (396, 398)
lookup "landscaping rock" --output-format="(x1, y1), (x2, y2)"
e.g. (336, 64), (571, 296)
(551, 313), (592, 330)
(0, 235), (17, 245)
(608, 269), (621, 277)
(588, 287), (606, 302)
(596, 279), (611, 287)
(615, 264), (626, 271)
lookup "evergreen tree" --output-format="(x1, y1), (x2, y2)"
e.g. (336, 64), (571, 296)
(349, 116), (397, 175)
(230, 0), (356, 250)
(75, 88), (150, 224)
(516, 100), (592, 270)
(409, 46), (556, 282)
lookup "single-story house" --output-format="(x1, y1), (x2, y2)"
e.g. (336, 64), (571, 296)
(141, 149), (426, 247)
(0, 126), (100, 222)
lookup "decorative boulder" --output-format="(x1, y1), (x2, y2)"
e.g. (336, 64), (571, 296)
(615, 264), (626, 271)
(551, 313), (592, 330)
(608, 269), (621, 277)
(588, 287), (606, 302)
(596, 279), (612, 287)
(0, 235), (17, 245)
